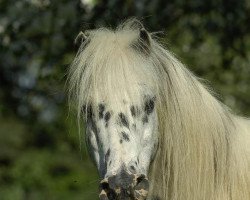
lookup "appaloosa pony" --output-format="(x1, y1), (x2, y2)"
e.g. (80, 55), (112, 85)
(68, 19), (250, 200)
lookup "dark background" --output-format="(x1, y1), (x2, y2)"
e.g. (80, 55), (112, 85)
(0, 0), (249, 199)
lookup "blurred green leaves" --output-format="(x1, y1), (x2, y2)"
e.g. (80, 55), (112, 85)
(0, 117), (99, 200)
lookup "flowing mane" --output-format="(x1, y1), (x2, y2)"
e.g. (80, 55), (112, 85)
(68, 19), (250, 200)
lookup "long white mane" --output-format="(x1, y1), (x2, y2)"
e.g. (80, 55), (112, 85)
(68, 19), (250, 200)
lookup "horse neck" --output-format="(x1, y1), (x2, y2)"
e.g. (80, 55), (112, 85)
(148, 53), (235, 199)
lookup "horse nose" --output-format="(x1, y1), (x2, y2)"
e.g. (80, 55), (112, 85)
(99, 169), (149, 200)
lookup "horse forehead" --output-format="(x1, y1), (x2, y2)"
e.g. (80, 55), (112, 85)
(94, 101), (133, 122)
(92, 93), (156, 115)
(93, 97), (156, 131)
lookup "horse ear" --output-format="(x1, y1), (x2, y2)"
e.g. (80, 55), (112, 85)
(74, 31), (88, 47)
(135, 28), (151, 54)
(139, 28), (150, 47)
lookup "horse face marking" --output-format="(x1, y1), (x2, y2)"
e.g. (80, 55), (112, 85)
(105, 149), (110, 161)
(86, 104), (99, 135)
(142, 115), (148, 124)
(131, 105), (140, 117)
(130, 105), (136, 117)
(104, 112), (111, 122)
(121, 131), (130, 142)
(85, 97), (158, 200)
(118, 112), (129, 128)
(99, 103), (105, 119)
(104, 112), (111, 127)
(144, 97), (155, 115)
(86, 104), (93, 119)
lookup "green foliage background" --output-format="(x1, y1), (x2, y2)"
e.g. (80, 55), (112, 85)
(0, 0), (249, 199)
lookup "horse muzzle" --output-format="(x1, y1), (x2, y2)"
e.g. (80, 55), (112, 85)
(99, 168), (149, 200)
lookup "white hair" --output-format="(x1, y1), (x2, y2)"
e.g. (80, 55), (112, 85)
(68, 19), (250, 200)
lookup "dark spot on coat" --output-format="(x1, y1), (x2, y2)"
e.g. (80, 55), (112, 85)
(118, 113), (129, 128)
(86, 106), (100, 142)
(104, 112), (111, 122)
(120, 139), (123, 144)
(104, 112), (111, 127)
(130, 105), (136, 117)
(87, 104), (93, 119)
(105, 149), (110, 161)
(130, 105), (140, 117)
(145, 98), (155, 115)
(82, 104), (86, 115)
(121, 131), (130, 142)
(99, 104), (105, 119)
(87, 110), (99, 135)
(142, 115), (148, 124)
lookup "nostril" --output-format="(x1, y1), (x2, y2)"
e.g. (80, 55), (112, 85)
(134, 174), (149, 199)
(136, 174), (146, 184)
(99, 179), (116, 200)
(100, 181), (110, 191)
(100, 178), (109, 190)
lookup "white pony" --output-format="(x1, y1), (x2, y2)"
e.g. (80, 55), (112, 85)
(68, 19), (250, 200)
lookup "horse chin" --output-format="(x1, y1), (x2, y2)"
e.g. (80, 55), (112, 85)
(99, 188), (149, 200)
(99, 173), (149, 200)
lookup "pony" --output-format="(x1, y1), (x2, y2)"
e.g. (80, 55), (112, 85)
(68, 19), (250, 200)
